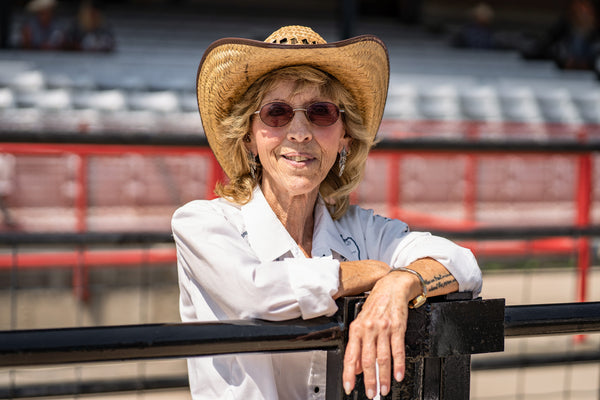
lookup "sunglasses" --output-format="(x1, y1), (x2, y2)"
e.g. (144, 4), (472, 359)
(254, 101), (344, 127)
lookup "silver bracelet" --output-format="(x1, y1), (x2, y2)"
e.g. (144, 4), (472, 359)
(388, 266), (428, 308)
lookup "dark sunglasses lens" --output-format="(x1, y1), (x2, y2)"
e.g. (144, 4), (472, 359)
(307, 102), (340, 126)
(260, 102), (294, 127)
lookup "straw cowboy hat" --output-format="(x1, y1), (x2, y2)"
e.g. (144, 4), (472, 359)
(196, 25), (390, 178)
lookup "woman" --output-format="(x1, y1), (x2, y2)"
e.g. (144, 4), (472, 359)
(173, 25), (482, 399)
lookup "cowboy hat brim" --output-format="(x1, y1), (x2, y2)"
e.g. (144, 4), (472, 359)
(196, 34), (390, 178)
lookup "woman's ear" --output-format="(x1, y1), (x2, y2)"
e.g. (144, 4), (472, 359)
(243, 133), (257, 154)
(339, 133), (351, 152)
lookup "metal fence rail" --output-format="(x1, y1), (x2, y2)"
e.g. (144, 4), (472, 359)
(472, 349), (600, 371)
(504, 302), (600, 336)
(4, 301), (597, 368)
(2, 299), (600, 399)
(0, 318), (344, 368)
(1, 295), (507, 400)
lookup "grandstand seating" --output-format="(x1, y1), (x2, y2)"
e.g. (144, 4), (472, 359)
(0, 5), (599, 232)
(1, 73), (599, 134)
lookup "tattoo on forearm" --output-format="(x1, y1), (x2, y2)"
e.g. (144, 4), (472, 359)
(425, 273), (456, 292)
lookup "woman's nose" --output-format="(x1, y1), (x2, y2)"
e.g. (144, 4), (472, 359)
(286, 111), (313, 142)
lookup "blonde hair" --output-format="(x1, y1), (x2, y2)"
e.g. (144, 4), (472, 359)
(214, 66), (375, 219)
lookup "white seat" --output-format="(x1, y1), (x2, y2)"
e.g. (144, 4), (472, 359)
(73, 89), (128, 112)
(383, 83), (421, 120)
(34, 89), (73, 110)
(572, 90), (600, 124)
(179, 92), (199, 112)
(0, 88), (15, 109)
(418, 84), (461, 120)
(96, 74), (147, 91)
(128, 90), (180, 113)
(537, 88), (581, 124)
(46, 73), (96, 91)
(100, 110), (159, 133)
(460, 85), (502, 121)
(11, 70), (46, 92)
(0, 61), (34, 87)
(15, 89), (72, 110)
(498, 86), (543, 123)
(157, 111), (204, 135)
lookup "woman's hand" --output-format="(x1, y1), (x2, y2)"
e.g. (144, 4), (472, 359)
(341, 269), (419, 398)
(341, 258), (459, 398)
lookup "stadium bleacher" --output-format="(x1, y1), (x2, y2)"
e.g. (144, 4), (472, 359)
(1, 4), (599, 133)
(0, 4), (599, 232)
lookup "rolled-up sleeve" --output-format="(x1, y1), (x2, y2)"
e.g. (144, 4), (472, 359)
(345, 207), (482, 297)
(387, 232), (482, 296)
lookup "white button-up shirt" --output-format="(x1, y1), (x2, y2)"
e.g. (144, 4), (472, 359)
(172, 186), (482, 400)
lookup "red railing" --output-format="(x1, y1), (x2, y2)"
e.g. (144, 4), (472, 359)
(365, 148), (595, 303)
(0, 122), (598, 302)
(0, 141), (224, 232)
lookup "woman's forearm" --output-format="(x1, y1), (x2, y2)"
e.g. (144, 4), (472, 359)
(334, 260), (390, 299)
(398, 257), (459, 298)
(335, 257), (459, 301)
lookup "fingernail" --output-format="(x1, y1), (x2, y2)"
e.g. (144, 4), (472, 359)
(381, 385), (389, 396)
(396, 371), (403, 382)
(344, 381), (351, 395)
(367, 389), (375, 399)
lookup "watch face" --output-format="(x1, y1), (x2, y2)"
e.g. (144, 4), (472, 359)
(409, 294), (427, 309)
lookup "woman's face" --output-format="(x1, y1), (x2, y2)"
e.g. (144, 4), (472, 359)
(246, 80), (349, 200)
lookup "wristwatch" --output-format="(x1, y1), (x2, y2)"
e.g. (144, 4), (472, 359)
(388, 266), (428, 308)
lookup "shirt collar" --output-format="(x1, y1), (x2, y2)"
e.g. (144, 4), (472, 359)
(241, 186), (357, 262)
(312, 197), (358, 261)
(241, 186), (303, 262)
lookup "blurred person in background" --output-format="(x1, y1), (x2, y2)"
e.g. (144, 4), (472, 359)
(19, 0), (65, 50)
(172, 25), (482, 399)
(521, 0), (600, 70)
(451, 2), (499, 49)
(64, 0), (115, 52)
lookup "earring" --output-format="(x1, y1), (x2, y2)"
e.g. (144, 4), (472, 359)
(338, 147), (347, 177)
(248, 152), (257, 179)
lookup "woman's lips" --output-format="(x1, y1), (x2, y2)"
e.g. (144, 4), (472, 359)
(282, 154), (313, 162)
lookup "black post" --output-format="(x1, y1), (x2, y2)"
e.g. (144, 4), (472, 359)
(340, 294), (505, 400)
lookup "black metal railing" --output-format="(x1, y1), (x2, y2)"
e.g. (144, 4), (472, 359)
(0, 295), (506, 400)
(2, 298), (600, 399)
(504, 302), (600, 336)
(0, 317), (344, 367)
